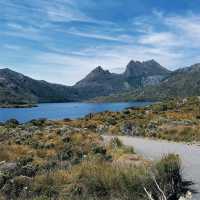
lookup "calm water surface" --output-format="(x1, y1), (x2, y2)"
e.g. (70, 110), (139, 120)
(0, 102), (152, 123)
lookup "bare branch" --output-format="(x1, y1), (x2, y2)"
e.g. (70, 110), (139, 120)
(144, 187), (155, 200)
(153, 176), (167, 200)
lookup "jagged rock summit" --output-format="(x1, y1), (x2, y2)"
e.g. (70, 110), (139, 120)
(124, 59), (170, 78)
(0, 59), (180, 103)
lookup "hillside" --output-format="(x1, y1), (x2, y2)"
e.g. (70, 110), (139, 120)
(0, 68), (79, 104)
(74, 66), (125, 99)
(93, 63), (200, 102)
(0, 101), (193, 199)
(124, 59), (171, 87)
(75, 60), (170, 100)
(135, 63), (200, 100)
(3, 61), (200, 104)
(0, 60), (171, 104)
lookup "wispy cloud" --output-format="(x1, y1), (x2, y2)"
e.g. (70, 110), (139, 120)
(3, 44), (22, 51)
(34, 40), (184, 85)
(138, 32), (180, 47)
(1, 1), (200, 85)
(2, 23), (48, 41)
(130, 11), (200, 67)
(63, 27), (132, 43)
(44, 0), (90, 22)
(165, 14), (200, 44)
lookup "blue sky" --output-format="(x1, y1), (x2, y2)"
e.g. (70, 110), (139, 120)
(1, 0), (200, 85)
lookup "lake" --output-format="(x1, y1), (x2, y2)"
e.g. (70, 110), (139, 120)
(0, 101), (152, 123)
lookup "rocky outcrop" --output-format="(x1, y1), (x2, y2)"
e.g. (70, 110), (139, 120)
(74, 60), (170, 99)
(124, 59), (170, 78)
(0, 59), (171, 103)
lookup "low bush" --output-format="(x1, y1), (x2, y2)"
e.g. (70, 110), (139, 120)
(68, 154), (190, 200)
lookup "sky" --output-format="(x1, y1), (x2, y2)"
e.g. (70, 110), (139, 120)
(1, 0), (200, 85)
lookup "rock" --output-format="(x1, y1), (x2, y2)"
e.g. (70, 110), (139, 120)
(20, 165), (37, 177)
(120, 121), (140, 136)
(96, 124), (108, 134)
(146, 121), (158, 137)
(0, 162), (17, 174)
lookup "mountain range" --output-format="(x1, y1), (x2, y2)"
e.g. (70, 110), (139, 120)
(1, 60), (200, 104)
(0, 68), (79, 104)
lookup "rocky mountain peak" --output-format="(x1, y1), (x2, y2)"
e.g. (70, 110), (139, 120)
(124, 59), (170, 78)
(75, 66), (113, 87)
(93, 66), (104, 72)
(0, 68), (25, 81)
(127, 60), (141, 65)
(91, 66), (110, 75)
(0, 68), (14, 74)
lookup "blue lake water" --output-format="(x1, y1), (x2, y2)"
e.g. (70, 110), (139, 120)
(0, 102), (152, 123)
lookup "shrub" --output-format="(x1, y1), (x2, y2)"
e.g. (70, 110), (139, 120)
(109, 137), (123, 148)
(5, 119), (19, 128)
(153, 154), (193, 200)
(68, 154), (192, 200)
(69, 160), (148, 200)
(29, 118), (47, 126)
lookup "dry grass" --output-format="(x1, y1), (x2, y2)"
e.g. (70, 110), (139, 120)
(0, 144), (35, 161)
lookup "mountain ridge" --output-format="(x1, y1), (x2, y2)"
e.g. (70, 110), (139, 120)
(1, 60), (200, 104)
(0, 68), (79, 104)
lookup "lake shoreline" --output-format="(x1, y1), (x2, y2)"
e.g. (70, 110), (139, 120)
(0, 101), (152, 123)
(0, 103), (38, 108)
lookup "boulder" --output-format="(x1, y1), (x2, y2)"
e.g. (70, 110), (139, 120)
(0, 162), (17, 174)
(120, 121), (140, 136)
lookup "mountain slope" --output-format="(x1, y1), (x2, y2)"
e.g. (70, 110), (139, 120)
(74, 66), (126, 99)
(139, 63), (200, 99)
(94, 63), (200, 102)
(123, 59), (171, 88)
(0, 68), (79, 104)
(74, 60), (170, 99)
(0, 60), (175, 104)
(124, 60), (170, 77)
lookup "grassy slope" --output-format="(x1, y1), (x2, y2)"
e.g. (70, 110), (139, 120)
(83, 97), (200, 142)
(0, 117), (192, 199)
(92, 66), (200, 103)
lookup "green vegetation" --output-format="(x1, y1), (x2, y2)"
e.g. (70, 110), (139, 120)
(93, 63), (200, 103)
(0, 116), (192, 199)
(81, 97), (200, 142)
(0, 103), (37, 108)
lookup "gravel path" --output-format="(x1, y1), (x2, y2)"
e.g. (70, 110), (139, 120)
(104, 136), (200, 200)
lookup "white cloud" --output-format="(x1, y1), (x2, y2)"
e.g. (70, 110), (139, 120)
(130, 12), (200, 68)
(166, 15), (200, 43)
(2, 1), (200, 84)
(33, 40), (185, 85)
(138, 32), (180, 47)
(3, 23), (49, 41)
(45, 1), (89, 22)
(3, 44), (22, 51)
(63, 27), (132, 42)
